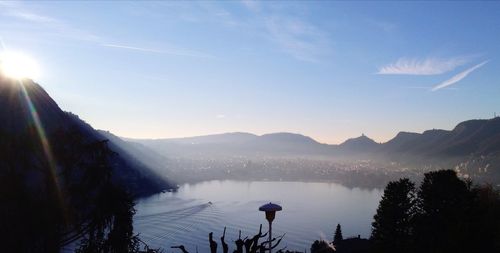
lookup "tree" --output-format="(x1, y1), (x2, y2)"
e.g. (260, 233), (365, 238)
(371, 178), (415, 253)
(413, 170), (472, 253)
(72, 138), (141, 253)
(310, 240), (335, 253)
(333, 224), (343, 244)
(467, 184), (500, 252)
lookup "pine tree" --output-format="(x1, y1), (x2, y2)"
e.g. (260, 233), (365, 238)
(333, 224), (343, 243)
(414, 170), (471, 253)
(371, 178), (416, 253)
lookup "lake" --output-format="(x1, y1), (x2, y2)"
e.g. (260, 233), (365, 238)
(134, 180), (383, 252)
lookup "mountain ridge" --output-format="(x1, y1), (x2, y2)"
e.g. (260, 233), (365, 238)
(124, 117), (500, 163)
(0, 76), (172, 197)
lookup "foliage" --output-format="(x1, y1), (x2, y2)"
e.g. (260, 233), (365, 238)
(413, 170), (471, 253)
(0, 128), (144, 253)
(333, 224), (343, 244)
(371, 170), (500, 253)
(310, 240), (335, 253)
(371, 178), (415, 253)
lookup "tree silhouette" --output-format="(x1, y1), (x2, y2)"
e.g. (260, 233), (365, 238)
(1, 128), (147, 253)
(333, 224), (343, 244)
(371, 178), (415, 253)
(467, 184), (500, 252)
(413, 170), (471, 253)
(310, 240), (334, 253)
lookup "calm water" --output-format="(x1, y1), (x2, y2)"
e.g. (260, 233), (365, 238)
(134, 180), (383, 252)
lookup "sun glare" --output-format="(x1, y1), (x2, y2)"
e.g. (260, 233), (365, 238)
(0, 51), (40, 80)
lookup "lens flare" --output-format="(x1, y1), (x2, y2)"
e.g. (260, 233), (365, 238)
(18, 79), (66, 223)
(0, 51), (40, 79)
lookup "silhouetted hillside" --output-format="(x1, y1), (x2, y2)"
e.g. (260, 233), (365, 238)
(260, 132), (319, 144)
(131, 132), (334, 158)
(382, 132), (421, 152)
(129, 118), (500, 160)
(147, 132), (258, 145)
(380, 118), (500, 157)
(0, 75), (171, 197)
(124, 118), (500, 185)
(339, 134), (379, 153)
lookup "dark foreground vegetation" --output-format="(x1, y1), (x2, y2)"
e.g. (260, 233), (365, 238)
(168, 170), (499, 253)
(0, 129), (152, 252)
(1, 76), (171, 252)
(371, 170), (500, 253)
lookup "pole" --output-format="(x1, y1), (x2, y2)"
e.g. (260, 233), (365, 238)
(268, 220), (272, 253)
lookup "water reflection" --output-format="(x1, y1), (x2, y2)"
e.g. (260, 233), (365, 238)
(134, 180), (382, 252)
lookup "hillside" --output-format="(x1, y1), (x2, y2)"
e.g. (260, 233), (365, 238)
(123, 118), (500, 185)
(0, 75), (172, 197)
(129, 118), (500, 160)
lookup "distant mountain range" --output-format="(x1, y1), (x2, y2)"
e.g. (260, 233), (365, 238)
(0, 75), (172, 197)
(123, 117), (500, 185)
(128, 117), (500, 160)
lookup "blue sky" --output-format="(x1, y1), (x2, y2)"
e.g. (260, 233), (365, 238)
(1, 1), (499, 144)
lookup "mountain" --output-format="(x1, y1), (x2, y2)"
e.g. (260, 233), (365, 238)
(380, 118), (500, 157)
(130, 132), (334, 158)
(382, 132), (421, 152)
(0, 75), (171, 197)
(0, 75), (67, 133)
(259, 132), (319, 144)
(144, 132), (259, 145)
(128, 118), (500, 160)
(339, 134), (379, 153)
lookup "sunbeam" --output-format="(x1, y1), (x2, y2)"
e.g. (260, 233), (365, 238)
(18, 79), (67, 223)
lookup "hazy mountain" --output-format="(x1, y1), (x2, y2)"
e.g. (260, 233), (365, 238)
(380, 118), (500, 157)
(127, 118), (500, 160)
(259, 132), (319, 144)
(98, 130), (176, 183)
(339, 134), (379, 153)
(0, 76), (171, 197)
(382, 132), (421, 152)
(141, 132), (259, 145)
(130, 132), (335, 158)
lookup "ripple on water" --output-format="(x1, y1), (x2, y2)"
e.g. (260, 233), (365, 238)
(134, 180), (383, 252)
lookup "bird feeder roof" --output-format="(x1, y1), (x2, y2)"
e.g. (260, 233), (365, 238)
(259, 202), (282, 212)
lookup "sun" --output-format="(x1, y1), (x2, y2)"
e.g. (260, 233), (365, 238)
(0, 51), (40, 80)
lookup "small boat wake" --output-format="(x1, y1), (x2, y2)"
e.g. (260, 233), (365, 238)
(134, 201), (222, 246)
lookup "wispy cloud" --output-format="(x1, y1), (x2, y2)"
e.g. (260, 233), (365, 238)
(241, 0), (260, 12)
(378, 57), (470, 75)
(431, 61), (488, 91)
(1, 2), (58, 25)
(101, 44), (164, 53)
(101, 43), (213, 58)
(264, 16), (330, 62)
(239, 1), (331, 62)
(6, 11), (58, 23)
(0, 2), (101, 43)
(216, 114), (226, 119)
(1, 2), (212, 59)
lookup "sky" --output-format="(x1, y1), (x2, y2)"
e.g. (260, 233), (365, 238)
(0, 1), (499, 144)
